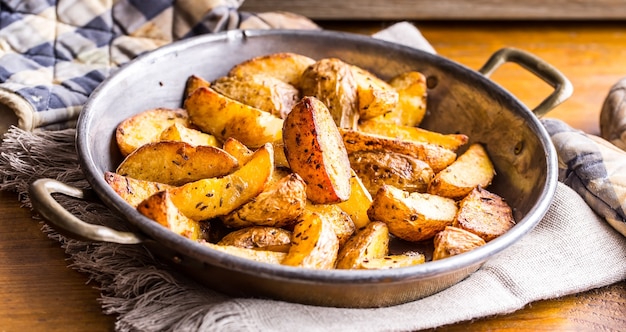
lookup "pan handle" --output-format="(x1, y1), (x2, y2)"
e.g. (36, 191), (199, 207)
(29, 178), (144, 244)
(478, 47), (573, 117)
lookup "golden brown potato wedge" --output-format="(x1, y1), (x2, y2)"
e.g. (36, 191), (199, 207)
(116, 141), (238, 186)
(137, 190), (202, 240)
(454, 186), (515, 242)
(299, 58), (359, 129)
(358, 120), (468, 152)
(221, 172), (307, 229)
(217, 226), (292, 252)
(222, 137), (254, 165)
(283, 96), (352, 204)
(201, 242), (287, 265)
(228, 52), (315, 87)
(367, 185), (458, 242)
(341, 129), (457, 173)
(350, 65), (398, 120)
(427, 143), (495, 200)
(212, 74), (299, 119)
(168, 143), (274, 221)
(115, 108), (189, 157)
(159, 122), (219, 147)
(335, 221), (389, 269)
(348, 150), (434, 196)
(305, 203), (356, 247)
(432, 226), (486, 260)
(281, 211), (340, 269)
(372, 71), (427, 127)
(336, 170), (373, 230)
(358, 252), (425, 269)
(105, 171), (173, 208)
(184, 75), (211, 99)
(185, 86), (283, 148)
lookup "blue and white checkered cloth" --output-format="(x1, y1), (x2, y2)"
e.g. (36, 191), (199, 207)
(0, 0), (317, 132)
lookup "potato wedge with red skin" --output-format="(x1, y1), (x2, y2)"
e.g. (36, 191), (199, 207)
(116, 141), (238, 186)
(217, 226), (292, 252)
(185, 86), (283, 148)
(281, 210), (340, 269)
(433, 226), (486, 260)
(427, 143), (495, 200)
(336, 221), (389, 269)
(227, 52), (315, 87)
(137, 190), (202, 240)
(454, 186), (515, 242)
(283, 96), (352, 204)
(115, 108), (189, 157)
(367, 185), (457, 242)
(167, 143), (274, 221)
(105, 171), (172, 208)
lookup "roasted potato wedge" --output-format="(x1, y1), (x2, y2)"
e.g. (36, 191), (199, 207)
(336, 170), (373, 230)
(185, 86), (283, 148)
(221, 172), (307, 229)
(299, 58), (359, 129)
(372, 71), (427, 127)
(335, 221), (389, 269)
(359, 252), (425, 270)
(271, 140), (290, 168)
(217, 226), (292, 252)
(341, 129), (457, 173)
(168, 143), (274, 221)
(305, 203), (356, 247)
(368, 185), (458, 242)
(283, 96), (352, 204)
(159, 122), (219, 147)
(184, 75), (211, 99)
(227, 52), (315, 87)
(137, 190), (202, 240)
(358, 120), (468, 152)
(115, 108), (189, 156)
(202, 242), (287, 265)
(281, 210), (340, 269)
(116, 141), (238, 186)
(348, 150), (434, 196)
(454, 186), (515, 242)
(350, 65), (398, 120)
(105, 171), (173, 208)
(222, 137), (254, 165)
(212, 74), (299, 119)
(428, 143), (495, 200)
(432, 226), (486, 260)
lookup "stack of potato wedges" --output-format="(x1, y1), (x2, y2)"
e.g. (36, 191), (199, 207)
(107, 52), (516, 270)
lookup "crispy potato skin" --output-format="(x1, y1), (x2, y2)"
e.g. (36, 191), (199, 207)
(217, 226), (292, 252)
(115, 108), (189, 157)
(105, 171), (172, 208)
(137, 190), (201, 240)
(281, 211), (340, 269)
(433, 226), (486, 260)
(116, 141), (239, 186)
(168, 143), (274, 221)
(283, 96), (352, 204)
(228, 52), (315, 87)
(349, 150), (434, 196)
(367, 185), (458, 242)
(299, 58), (359, 129)
(185, 86), (283, 148)
(336, 221), (389, 269)
(221, 173), (307, 229)
(350, 65), (398, 120)
(454, 186), (515, 242)
(427, 143), (495, 200)
(341, 129), (457, 173)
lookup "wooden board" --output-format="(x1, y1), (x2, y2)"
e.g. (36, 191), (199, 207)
(240, 0), (626, 20)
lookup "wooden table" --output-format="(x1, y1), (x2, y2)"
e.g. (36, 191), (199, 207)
(1, 20), (626, 331)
